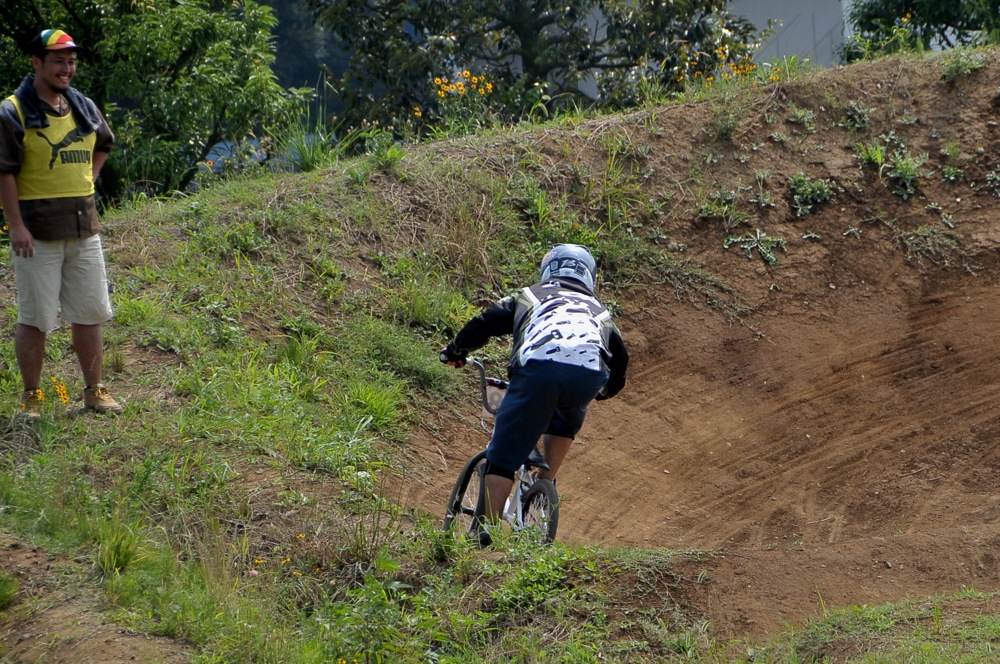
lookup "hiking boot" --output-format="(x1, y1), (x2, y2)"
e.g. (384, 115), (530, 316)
(83, 384), (123, 414)
(18, 389), (43, 421)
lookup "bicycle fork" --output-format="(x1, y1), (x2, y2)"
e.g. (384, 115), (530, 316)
(501, 468), (536, 528)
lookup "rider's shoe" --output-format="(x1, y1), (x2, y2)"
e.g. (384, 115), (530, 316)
(470, 521), (493, 549)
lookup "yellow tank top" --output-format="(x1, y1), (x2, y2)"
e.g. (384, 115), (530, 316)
(8, 95), (96, 201)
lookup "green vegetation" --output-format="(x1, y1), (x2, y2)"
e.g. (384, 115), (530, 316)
(893, 222), (978, 272)
(724, 229), (788, 265)
(940, 47), (990, 83)
(308, 0), (764, 130)
(838, 101), (875, 131)
(788, 172), (836, 216)
(0, 0), (308, 201)
(887, 148), (930, 199)
(845, 0), (1000, 59)
(0, 572), (16, 610)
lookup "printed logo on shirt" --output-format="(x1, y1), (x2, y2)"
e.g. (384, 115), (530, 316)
(37, 127), (88, 169)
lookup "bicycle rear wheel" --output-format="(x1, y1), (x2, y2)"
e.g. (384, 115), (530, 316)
(520, 479), (559, 543)
(443, 451), (488, 538)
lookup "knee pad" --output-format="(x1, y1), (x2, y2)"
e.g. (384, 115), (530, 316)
(483, 459), (516, 481)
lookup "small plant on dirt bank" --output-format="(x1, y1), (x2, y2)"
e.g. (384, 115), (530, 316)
(704, 88), (751, 142)
(838, 101), (875, 131)
(749, 170), (775, 208)
(856, 137), (889, 180)
(984, 166), (1000, 197)
(788, 172), (836, 216)
(941, 47), (989, 84)
(724, 229), (787, 264)
(941, 164), (964, 183)
(893, 223), (978, 272)
(697, 187), (752, 230)
(785, 103), (816, 133)
(887, 148), (929, 199)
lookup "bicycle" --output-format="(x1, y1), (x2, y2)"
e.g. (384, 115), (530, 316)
(442, 358), (560, 544)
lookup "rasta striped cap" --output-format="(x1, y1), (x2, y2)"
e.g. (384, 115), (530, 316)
(31, 29), (79, 55)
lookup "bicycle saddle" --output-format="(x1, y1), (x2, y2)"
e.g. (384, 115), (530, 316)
(524, 447), (551, 472)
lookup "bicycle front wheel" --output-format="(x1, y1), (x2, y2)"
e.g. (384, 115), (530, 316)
(443, 451), (488, 538)
(520, 479), (559, 543)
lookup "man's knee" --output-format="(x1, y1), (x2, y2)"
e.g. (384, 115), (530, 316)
(483, 459), (516, 481)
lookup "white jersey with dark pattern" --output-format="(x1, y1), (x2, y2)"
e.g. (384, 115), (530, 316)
(512, 281), (612, 372)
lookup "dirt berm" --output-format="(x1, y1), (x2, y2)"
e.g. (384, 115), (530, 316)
(399, 51), (1000, 641)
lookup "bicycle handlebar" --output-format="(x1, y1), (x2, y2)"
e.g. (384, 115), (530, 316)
(468, 358), (508, 415)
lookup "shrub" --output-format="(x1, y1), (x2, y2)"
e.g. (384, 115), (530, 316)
(788, 173), (836, 216)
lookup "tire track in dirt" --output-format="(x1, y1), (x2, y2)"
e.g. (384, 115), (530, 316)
(553, 275), (1000, 639)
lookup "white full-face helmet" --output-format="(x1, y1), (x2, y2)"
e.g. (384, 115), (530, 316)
(539, 244), (597, 293)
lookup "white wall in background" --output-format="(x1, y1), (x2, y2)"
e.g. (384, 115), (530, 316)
(732, 0), (854, 66)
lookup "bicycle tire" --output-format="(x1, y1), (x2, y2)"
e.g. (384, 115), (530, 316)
(443, 451), (488, 537)
(520, 479), (559, 543)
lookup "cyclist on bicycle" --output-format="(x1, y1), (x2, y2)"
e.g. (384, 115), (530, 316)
(440, 244), (628, 546)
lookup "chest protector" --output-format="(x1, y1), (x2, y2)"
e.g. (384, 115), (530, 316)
(8, 95), (95, 201)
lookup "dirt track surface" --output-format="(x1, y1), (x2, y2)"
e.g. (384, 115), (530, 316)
(400, 52), (1000, 640)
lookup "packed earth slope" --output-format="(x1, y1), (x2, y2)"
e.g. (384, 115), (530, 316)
(400, 50), (1000, 640)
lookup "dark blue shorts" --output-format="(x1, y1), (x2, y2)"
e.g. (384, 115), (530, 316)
(486, 360), (608, 474)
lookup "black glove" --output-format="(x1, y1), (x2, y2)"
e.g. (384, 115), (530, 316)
(597, 375), (625, 401)
(439, 344), (467, 368)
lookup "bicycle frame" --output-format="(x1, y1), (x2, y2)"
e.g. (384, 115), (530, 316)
(502, 464), (540, 531)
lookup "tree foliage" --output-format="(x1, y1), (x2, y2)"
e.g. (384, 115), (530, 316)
(0, 0), (307, 201)
(306, 0), (763, 133)
(844, 0), (1000, 59)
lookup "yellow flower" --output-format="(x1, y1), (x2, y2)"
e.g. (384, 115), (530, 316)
(448, 84), (456, 92)
(50, 377), (69, 404)
(433, 77), (442, 85)
(462, 69), (470, 78)
(486, 82), (493, 93)
(438, 90), (445, 97)
(457, 83), (466, 94)
(296, 533), (305, 539)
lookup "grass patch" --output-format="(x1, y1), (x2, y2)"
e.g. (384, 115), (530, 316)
(0, 572), (17, 610)
(893, 223), (979, 272)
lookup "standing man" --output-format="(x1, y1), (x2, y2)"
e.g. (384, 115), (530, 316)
(441, 244), (628, 546)
(0, 29), (122, 419)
